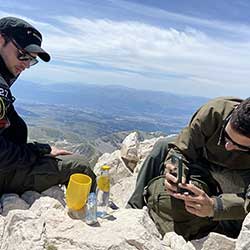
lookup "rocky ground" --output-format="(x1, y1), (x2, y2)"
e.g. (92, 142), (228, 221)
(0, 132), (249, 249)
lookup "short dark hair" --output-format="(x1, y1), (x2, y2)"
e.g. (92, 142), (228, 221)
(231, 97), (250, 137)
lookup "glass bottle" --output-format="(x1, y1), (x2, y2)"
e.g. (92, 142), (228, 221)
(85, 192), (97, 225)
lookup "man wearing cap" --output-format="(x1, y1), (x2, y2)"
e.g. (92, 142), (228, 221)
(0, 16), (96, 196)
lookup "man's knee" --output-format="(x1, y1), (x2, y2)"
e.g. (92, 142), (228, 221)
(24, 155), (96, 193)
(58, 155), (96, 191)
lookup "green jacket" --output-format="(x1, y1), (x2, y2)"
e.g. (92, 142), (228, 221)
(165, 96), (249, 220)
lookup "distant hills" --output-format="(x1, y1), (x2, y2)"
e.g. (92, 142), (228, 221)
(11, 81), (209, 166)
(12, 81), (208, 117)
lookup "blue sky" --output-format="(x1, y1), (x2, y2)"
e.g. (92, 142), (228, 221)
(2, 0), (250, 97)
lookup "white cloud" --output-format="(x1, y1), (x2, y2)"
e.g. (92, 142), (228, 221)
(22, 16), (249, 97)
(2, 5), (250, 97)
(111, 0), (250, 39)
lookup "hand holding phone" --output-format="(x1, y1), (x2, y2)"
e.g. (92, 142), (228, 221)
(171, 154), (186, 193)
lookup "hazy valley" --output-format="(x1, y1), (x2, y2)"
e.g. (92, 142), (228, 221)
(12, 81), (208, 166)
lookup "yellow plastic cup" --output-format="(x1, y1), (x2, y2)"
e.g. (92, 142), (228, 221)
(66, 173), (92, 210)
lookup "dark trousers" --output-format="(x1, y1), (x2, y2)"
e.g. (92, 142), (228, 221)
(0, 106), (96, 195)
(127, 137), (173, 208)
(1, 155), (97, 195)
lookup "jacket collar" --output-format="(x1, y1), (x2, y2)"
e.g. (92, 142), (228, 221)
(217, 105), (239, 146)
(217, 112), (232, 146)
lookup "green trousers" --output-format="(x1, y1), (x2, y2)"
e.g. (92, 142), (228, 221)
(127, 137), (243, 240)
(127, 137), (173, 209)
(0, 154), (96, 195)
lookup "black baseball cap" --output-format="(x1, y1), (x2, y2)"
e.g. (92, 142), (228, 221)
(0, 17), (50, 62)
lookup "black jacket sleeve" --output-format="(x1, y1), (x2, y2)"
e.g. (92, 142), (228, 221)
(0, 82), (51, 171)
(0, 137), (51, 172)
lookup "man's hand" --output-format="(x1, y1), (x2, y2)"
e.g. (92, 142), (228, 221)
(49, 146), (73, 157)
(165, 163), (178, 194)
(172, 183), (215, 217)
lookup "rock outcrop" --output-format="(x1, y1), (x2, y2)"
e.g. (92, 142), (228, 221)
(0, 132), (246, 249)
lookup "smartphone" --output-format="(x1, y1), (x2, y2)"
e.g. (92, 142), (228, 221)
(171, 154), (185, 193)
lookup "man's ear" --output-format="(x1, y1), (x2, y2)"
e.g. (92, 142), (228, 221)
(0, 34), (5, 46)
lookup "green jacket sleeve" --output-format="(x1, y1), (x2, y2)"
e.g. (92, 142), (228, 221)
(213, 194), (246, 220)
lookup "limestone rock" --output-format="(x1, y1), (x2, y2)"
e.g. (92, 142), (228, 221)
(21, 190), (42, 205)
(93, 133), (161, 187)
(236, 213), (250, 250)
(94, 150), (132, 185)
(0, 216), (5, 242)
(1, 210), (46, 250)
(134, 136), (164, 174)
(191, 236), (208, 250)
(0, 132), (249, 249)
(1, 193), (30, 216)
(45, 208), (165, 250)
(200, 232), (235, 250)
(111, 175), (137, 208)
(42, 185), (66, 206)
(138, 136), (164, 160)
(0, 196), (168, 250)
(163, 232), (195, 250)
(120, 132), (140, 172)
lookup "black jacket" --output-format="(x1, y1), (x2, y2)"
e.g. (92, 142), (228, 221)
(0, 56), (51, 172)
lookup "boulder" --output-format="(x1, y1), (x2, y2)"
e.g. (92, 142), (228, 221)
(163, 232), (195, 250)
(236, 212), (250, 250)
(93, 150), (132, 185)
(111, 175), (137, 208)
(134, 136), (164, 173)
(1, 193), (29, 216)
(200, 233), (235, 250)
(120, 132), (140, 172)
(0, 190), (169, 250)
(0, 133), (248, 249)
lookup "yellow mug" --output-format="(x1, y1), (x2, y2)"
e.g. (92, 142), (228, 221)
(66, 173), (92, 210)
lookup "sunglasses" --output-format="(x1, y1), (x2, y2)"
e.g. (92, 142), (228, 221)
(218, 113), (250, 152)
(11, 38), (38, 66)
(224, 130), (250, 152)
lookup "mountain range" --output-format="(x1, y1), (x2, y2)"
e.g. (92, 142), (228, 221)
(12, 80), (208, 117)
(11, 81), (209, 166)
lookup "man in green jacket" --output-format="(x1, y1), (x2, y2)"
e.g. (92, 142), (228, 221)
(128, 97), (250, 240)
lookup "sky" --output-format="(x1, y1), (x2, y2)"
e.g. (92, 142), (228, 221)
(2, 0), (250, 98)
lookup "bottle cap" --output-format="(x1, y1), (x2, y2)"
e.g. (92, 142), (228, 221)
(101, 165), (111, 171)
